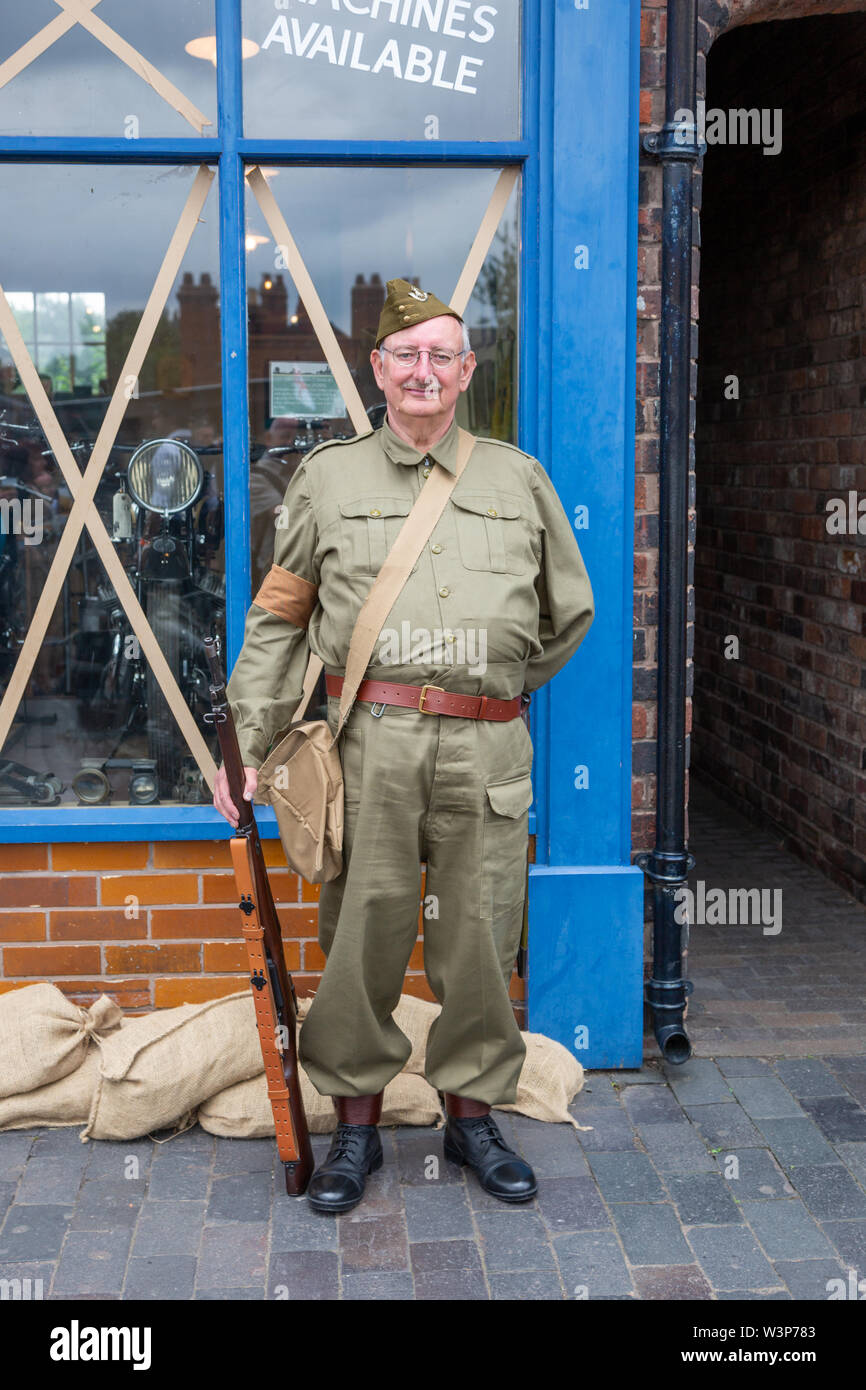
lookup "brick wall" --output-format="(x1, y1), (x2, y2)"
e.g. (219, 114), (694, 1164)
(0, 842), (527, 1016)
(692, 13), (866, 902)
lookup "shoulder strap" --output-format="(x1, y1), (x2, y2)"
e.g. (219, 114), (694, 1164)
(293, 427), (475, 732)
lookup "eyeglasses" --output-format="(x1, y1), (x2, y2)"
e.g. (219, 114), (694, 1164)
(381, 346), (467, 369)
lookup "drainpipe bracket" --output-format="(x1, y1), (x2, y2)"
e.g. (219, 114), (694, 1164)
(645, 977), (694, 1008)
(635, 849), (696, 885)
(642, 124), (705, 163)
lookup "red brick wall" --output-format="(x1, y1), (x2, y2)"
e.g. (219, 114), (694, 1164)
(692, 13), (866, 902)
(0, 842), (527, 1014)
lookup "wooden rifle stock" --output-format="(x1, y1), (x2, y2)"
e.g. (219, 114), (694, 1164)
(203, 636), (314, 1196)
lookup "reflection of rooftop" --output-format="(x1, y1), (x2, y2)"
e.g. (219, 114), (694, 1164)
(246, 270), (386, 372)
(177, 269), (500, 386)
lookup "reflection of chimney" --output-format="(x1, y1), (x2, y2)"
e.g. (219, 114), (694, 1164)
(289, 295), (312, 334)
(177, 271), (220, 387)
(259, 272), (288, 333)
(351, 272), (385, 346)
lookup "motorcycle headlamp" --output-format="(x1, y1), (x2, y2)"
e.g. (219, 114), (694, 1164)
(72, 764), (111, 805)
(129, 763), (159, 805)
(127, 438), (203, 515)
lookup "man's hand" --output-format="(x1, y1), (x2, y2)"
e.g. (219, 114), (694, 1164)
(213, 764), (258, 828)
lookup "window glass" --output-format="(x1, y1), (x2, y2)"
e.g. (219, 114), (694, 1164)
(242, 0), (520, 141)
(245, 163), (519, 591)
(0, 164), (224, 809)
(0, 0), (217, 138)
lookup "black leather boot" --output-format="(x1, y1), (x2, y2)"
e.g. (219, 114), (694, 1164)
(306, 1094), (384, 1215)
(443, 1098), (537, 1203)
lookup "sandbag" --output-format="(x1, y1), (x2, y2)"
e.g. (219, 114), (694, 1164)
(82, 991), (262, 1141)
(495, 1032), (589, 1129)
(0, 983), (123, 1099)
(0, 1019), (140, 1132)
(0, 1045), (101, 1131)
(199, 1066), (444, 1138)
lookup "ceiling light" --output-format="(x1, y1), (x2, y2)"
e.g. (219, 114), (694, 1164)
(185, 36), (259, 66)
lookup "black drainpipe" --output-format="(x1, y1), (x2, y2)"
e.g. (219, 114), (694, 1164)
(636, 0), (702, 1064)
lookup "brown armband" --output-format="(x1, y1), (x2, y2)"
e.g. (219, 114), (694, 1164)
(252, 565), (318, 629)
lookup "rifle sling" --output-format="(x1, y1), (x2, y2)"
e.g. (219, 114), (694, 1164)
(294, 428), (476, 729)
(229, 837), (299, 1163)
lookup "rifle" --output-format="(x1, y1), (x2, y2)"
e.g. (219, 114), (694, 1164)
(203, 635), (314, 1196)
(516, 693), (531, 979)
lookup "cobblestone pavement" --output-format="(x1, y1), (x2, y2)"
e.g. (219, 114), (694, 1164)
(681, 779), (866, 1058)
(1, 781), (864, 1301)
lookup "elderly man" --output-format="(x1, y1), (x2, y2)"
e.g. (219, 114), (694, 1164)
(215, 279), (594, 1214)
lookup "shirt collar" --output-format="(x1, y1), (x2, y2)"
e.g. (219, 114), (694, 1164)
(379, 414), (460, 476)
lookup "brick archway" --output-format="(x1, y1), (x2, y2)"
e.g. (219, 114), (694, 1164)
(635, 3), (866, 900)
(706, 0), (866, 43)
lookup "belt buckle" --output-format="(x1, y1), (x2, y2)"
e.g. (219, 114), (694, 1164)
(417, 683), (444, 715)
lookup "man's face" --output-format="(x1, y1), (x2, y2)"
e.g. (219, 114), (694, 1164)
(370, 314), (476, 432)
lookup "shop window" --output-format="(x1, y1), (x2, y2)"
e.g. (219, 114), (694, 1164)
(245, 162), (519, 590)
(0, 0), (217, 138)
(242, 0), (521, 141)
(0, 163), (224, 810)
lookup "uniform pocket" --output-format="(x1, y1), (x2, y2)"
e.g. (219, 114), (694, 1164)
(339, 496), (416, 575)
(481, 772), (532, 921)
(485, 772), (533, 818)
(451, 491), (529, 574)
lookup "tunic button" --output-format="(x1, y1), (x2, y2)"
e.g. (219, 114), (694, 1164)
(438, 586), (450, 598)
(422, 467), (431, 477)
(486, 507), (498, 517)
(431, 543), (442, 554)
(369, 508), (381, 517)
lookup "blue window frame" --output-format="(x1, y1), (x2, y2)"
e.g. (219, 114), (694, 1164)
(0, 0), (544, 842)
(0, 0), (646, 1066)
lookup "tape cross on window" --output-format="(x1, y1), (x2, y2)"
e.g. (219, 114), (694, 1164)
(0, 165), (218, 789)
(246, 163), (519, 435)
(0, 0), (212, 134)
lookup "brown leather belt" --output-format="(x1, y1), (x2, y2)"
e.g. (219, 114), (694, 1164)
(325, 674), (522, 722)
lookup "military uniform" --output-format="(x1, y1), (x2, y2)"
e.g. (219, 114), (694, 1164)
(227, 411), (594, 1107)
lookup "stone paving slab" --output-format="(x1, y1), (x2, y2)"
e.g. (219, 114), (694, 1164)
(2, 1048), (866, 1300)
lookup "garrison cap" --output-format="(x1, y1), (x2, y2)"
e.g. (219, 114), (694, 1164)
(375, 278), (463, 348)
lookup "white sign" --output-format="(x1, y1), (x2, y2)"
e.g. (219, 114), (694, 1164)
(269, 361), (346, 420)
(261, 4), (499, 93)
(245, 0), (520, 140)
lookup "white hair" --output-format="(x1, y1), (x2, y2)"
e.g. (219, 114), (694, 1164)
(379, 321), (471, 361)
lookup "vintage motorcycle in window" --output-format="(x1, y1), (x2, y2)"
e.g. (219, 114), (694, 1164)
(77, 434), (225, 802)
(0, 414), (225, 806)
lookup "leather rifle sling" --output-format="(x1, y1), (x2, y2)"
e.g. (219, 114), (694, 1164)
(293, 428), (476, 727)
(229, 838), (299, 1163)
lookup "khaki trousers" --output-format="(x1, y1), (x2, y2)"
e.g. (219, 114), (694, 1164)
(297, 695), (533, 1105)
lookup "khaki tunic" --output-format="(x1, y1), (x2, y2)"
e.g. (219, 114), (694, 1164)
(227, 415), (594, 1103)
